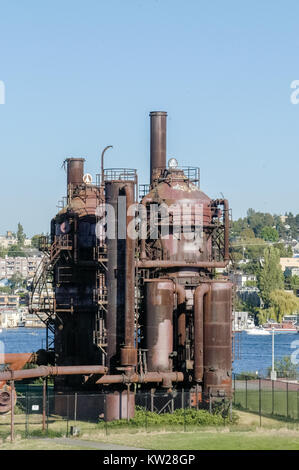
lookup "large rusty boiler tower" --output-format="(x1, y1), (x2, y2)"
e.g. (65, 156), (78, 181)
(21, 111), (233, 421)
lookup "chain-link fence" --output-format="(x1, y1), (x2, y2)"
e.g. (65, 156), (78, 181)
(1, 378), (299, 443)
(0, 387), (233, 442)
(233, 373), (299, 422)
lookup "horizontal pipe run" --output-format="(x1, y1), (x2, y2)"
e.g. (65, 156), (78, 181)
(96, 372), (184, 385)
(138, 260), (228, 269)
(0, 365), (108, 382)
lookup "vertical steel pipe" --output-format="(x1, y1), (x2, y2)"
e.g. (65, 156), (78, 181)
(105, 181), (126, 372)
(10, 380), (14, 442)
(175, 283), (186, 347)
(121, 182), (137, 367)
(194, 284), (210, 382)
(150, 111), (167, 183)
(42, 379), (46, 431)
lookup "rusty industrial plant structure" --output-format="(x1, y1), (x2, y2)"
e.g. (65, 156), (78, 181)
(0, 112), (233, 420)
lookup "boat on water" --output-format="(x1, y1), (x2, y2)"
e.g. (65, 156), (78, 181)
(245, 327), (270, 335)
(263, 320), (298, 333)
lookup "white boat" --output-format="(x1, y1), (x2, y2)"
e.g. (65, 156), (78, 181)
(245, 327), (270, 335)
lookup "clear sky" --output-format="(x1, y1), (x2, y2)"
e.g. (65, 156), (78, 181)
(0, 0), (299, 237)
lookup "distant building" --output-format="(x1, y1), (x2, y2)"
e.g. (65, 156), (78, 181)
(285, 267), (299, 277)
(0, 256), (41, 279)
(233, 311), (248, 331)
(230, 273), (257, 288)
(0, 231), (32, 249)
(280, 257), (299, 273)
(0, 309), (21, 328)
(237, 287), (261, 308)
(0, 294), (19, 309)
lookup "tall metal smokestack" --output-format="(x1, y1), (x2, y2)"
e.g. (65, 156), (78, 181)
(150, 111), (167, 184)
(66, 158), (85, 187)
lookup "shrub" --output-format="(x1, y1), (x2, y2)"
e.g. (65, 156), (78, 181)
(97, 406), (238, 428)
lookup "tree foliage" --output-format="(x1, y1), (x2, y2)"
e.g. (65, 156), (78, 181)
(257, 246), (284, 307)
(7, 244), (26, 258)
(17, 222), (26, 246)
(260, 226), (279, 242)
(268, 289), (299, 323)
(231, 209), (299, 242)
(273, 243), (293, 258)
(31, 234), (42, 249)
(267, 356), (298, 379)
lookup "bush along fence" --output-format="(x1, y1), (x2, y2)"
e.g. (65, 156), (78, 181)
(0, 384), (235, 442)
(233, 373), (299, 423)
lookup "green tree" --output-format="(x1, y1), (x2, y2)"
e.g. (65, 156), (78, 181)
(7, 245), (26, 257)
(0, 246), (8, 258)
(31, 234), (46, 249)
(245, 237), (266, 261)
(242, 259), (261, 276)
(268, 289), (299, 323)
(273, 243), (293, 258)
(260, 226), (279, 242)
(284, 274), (299, 293)
(256, 306), (276, 325)
(247, 209), (275, 238)
(17, 222), (26, 246)
(267, 356), (298, 380)
(257, 246), (284, 307)
(240, 228), (255, 239)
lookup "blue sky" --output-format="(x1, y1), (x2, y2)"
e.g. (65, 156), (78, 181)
(0, 0), (299, 236)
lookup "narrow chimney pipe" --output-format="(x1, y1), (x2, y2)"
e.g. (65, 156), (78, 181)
(150, 111), (167, 184)
(66, 158), (85, 187)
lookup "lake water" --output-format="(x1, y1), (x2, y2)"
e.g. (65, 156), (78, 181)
(0, 328), (298, 377)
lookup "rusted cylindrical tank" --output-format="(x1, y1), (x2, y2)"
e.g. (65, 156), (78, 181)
(105, 391), (135, 421)
(142, 169), (213, 265)
(145, 279), (174, 372)
(203, 281), (233, 399)
(150, 111), (167, 183)
(66, 158), (85, 187)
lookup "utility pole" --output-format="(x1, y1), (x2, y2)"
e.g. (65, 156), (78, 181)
(270, 327), (277, 381)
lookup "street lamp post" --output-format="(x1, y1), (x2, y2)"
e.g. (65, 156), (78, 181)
(270, 327), (277, 381)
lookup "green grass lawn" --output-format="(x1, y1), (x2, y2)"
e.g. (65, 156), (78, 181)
(1, 429), (299, 451)
(234, 389), (299, 419)
(100, 430), (299, 450)
(1, 409), (299, 450)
